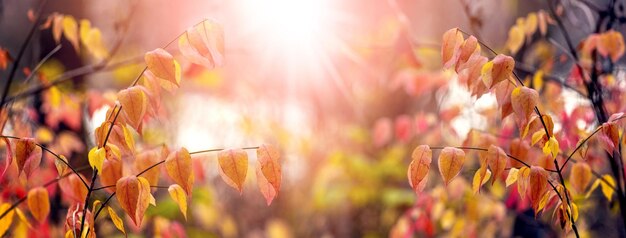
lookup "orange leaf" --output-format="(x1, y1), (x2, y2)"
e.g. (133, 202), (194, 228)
(165, 147), (194, 195)
(511, 86), (539, 131)
(52, 13), (64, 44)
(0, 48), (10, 70)
(115, 175), (152, 226)
(27, 187), (50, 223)
(257, 144), (281, 193)
(145, 48), (181, 86)
(15, 138), (42, 178)
(1, 138), (13, 179)
(59, 173), (88, 202)
(494, 80), (515, 119)
(517, 166), (531, 200)
(456, 35), (480, 71)
(598, 122), (619, 154)
(168, 184), (188, 220)
(135, 149), (162, 186)
(437, 147), (465, 186)
(117, 86), (148, 131)
(487, 145), (508, 185)
(598, 30), (625, 62)
(407, 145), (432, 193)
(178, 19), (224, 69)
(100, 158), (123, 193)
(441, 28), (464, 69)
(528, 166), (549, 214)
(481, 54), (515, 88)
(218, 149), (249, 193)
(256, 166), (277, 205)
(570, 162), (592, 194)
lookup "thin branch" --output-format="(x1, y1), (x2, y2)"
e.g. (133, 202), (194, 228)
(0, 0), (49, 108)
(79, 169), (98, 236)
(428, 146), (559, 172)
(23, 44), (62, 85)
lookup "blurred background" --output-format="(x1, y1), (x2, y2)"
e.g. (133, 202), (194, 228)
(1, 0), (613, 237)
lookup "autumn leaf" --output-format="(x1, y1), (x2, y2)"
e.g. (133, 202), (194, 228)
(168, 184), (188, 220)
(62, 15), (79, 52)
(27, 187), (50, 223)
(598, 122), (619, 154)
(441, 28), (464, 69)
(588, 175), (616, 201)
(528, 166), (549, 215)
(79, 19), (108, 59)
(100, 158), (123, 193)
(506, 24), (524, 54)
(472, 167), (492, 194)
(542, 136), (560, 159)
(456, 35), (480, 71)
(135, 149), (162, 186)
(0, 203), (15, 237)
(407, 145), (432, 193)
(511, 86), (539, 131)
(494, 80), (515, 119)
(115, 175), (153, 226)
(59, 173), (89, 202)
(481, 54), (515, 88)
(118, 86), (148, 131)
(505, 168), (519, 187)
(165, 147), (194, 195)
(517, 166), (531, 199)
(88, 146), (106, 172)
(437, 147), (465, 186)
(178, 19), (225, 69)
(256, 166), (277, 205)
(107, 206), (125, 235)
(487, 145), (508, 185)
(15, 138), (42, 178)
(570, 162), (592, 194)
(218, 149), (249, 193)
(597, 30), (625, 62)
(145, 48), (181, 86)
(257, 144), (281, 193)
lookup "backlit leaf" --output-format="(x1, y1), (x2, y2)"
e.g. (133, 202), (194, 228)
(118, 86), (148, 131)
(437, 147), (465, 186)
(1, 138), (13, 179)
(145, 48), (181, 86)
(15, 138), (42, 178)
(218, 149), (249, 193)
(472, 167), (491, 194)
(178, 19), (224, 69)
(517, 166), (531, 199)
(528, 166), (549, 214)
(505, 168), (519, 187)
(598, 30), (625, 62)
(408, 145), (432, 193)
(27, 187), (49, 223)
(511, 86), (539, 132)
(481, 54), (515, 88)
(168, 184), (188, 220)
(88, 146), (106, 172)
(256, 166), (277, 205)
(59, 173), (89, 202)
(598, 122), (619, 154)
(115, 175), (152, 226)
(107, 206), (125, 235)
(542, 136), (560, 159)
(165, 147), (194, 195)
(588, 175), (616, 201)
(257, 144), (281, 193)
(487, 145), (507, 185)
(506, 25), (524, 54)
(441, 28), (464, 69)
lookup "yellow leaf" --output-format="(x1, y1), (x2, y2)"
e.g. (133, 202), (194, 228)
(437, 147), (465, 186)
(27, 187), (50, 223)
(15, 208), (31, 229)
(54, 155), (69, 176)
(88, 147), (106, 172)
(107, 206), (126, 235)
(481, 54), (515, 88)
(569, 162), (592, 194)
(505, 168), (519, 187)
(542, 136), (559, 158)
(533, 70), (544, 90)
(218, 149), (249, 193)
(62, 15), (79, 52)
(168, 184), (188, 220)
(506, 25), (524, 54)
(0, 203), (15, 237)
(472, 167), (491, 195)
